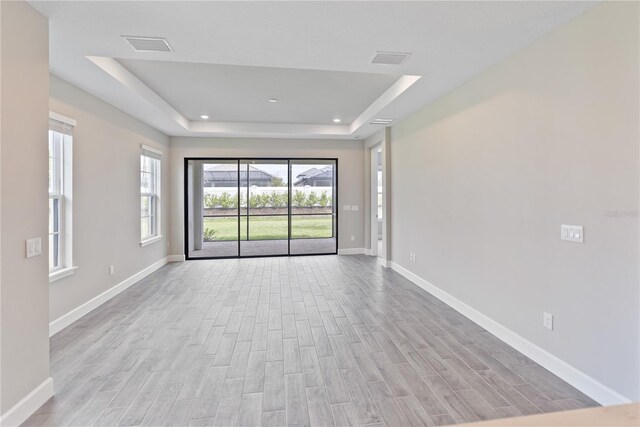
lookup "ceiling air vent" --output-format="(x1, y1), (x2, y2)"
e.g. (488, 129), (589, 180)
(371, 51), (411, 65)
(371, 118), (394, 125)
(123, 36), (172, 52)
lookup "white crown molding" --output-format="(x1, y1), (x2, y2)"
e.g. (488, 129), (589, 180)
(86, 56), (420, 139)
(188, 120), (351, 138)
(349, 74), (420, 132)
(86, 56), (190, 130)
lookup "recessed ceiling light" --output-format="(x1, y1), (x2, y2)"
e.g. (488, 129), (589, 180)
(333, 118), (342, 123)
(200, 115), (209, 119)
(268, 98), (278, 103)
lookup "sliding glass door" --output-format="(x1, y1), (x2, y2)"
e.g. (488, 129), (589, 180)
(240, 160), (289, 257)
(186, 160), (239, 258)
(185, 158), (337, 259)
(290, 160), (337, 255)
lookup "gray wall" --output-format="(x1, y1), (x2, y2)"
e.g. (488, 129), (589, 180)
(388, 2), (639, 400)
(0, 1), (50, 413)
(169, 137), (365, 256)
(48, 76), (171, 322)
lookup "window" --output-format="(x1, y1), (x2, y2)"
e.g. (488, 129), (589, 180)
(49, 112), (76, 281)
(140, 145), (162, 245)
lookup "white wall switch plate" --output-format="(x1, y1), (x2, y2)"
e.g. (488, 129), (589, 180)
(343, 205), (351, 211)
(109, 265), (115, 275)
(350, 235), (355, 242)
(543, 312), (553, 330)
(561, 225), (583, 243)
(26, 237), (42, 258)
(351, 205), (359, 211)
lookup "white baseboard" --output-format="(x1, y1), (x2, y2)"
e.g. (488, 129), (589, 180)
(167, 254), (186, 262)
(338, 248), (365, 255)
(0, 377), (53, 427)
(377, 258), (391, 268)
(389, 261), (632, 406)
(363, 248), (390, 268)
(49, 256), (174, 337)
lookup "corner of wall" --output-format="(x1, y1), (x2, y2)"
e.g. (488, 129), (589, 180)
(0, 378), (53, 427)
(1, 0), (51, 419)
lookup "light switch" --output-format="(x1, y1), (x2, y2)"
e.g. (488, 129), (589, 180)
(561, 225), (583, 243)
(26, 237), (42, 258)
(543, 312), (553, 330)
(351, 205), (359, 211)
(343, 205), (351, 211)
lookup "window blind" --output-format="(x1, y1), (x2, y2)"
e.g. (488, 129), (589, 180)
(141, 144), (162, 159)
(49, 120), (73, 136)
(49, 112), (75, 136)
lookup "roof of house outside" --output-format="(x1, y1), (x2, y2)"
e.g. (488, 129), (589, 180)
(294, 166), (333, 186)
(204, 164), (278, 184)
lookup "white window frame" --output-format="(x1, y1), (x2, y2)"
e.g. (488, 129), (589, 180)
(49, 112), (77, 282)
(140, 145), (163, 246)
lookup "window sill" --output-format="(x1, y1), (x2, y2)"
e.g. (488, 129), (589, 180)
(140, 235), (163, 247)
(49, 266), (78, 283)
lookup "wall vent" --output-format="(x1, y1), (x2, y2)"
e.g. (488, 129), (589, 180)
(371, 118), (394, 125)
(122, 36), (172, 52)
(371, 51), (411, 65)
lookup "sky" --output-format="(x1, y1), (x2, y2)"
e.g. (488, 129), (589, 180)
(203, 161), (334, 182)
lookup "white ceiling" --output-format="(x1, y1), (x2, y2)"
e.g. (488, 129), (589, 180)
(30, 1), (597, 139)
(117, 59), (399, 125)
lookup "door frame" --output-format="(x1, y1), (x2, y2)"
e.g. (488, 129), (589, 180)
(370, 145), (386, 260)
(184, 157), (339, 260)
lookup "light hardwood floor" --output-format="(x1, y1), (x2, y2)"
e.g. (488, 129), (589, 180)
(24, 255), (598, 426)
(459, 403), (638, 426)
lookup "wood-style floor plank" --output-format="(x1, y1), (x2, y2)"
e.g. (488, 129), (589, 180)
(24, 256), (597, 427)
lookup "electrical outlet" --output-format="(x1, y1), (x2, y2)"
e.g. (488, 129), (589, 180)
(109, 265), (115, 276)
(543, 312), (553, 330)
(561, 225), (583, 243)
(409, 252), (416, 263)
(350, 235), (355, 242)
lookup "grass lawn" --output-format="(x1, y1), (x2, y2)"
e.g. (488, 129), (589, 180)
(204, 215), (334, 241)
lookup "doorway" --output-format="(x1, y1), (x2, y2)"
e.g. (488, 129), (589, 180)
(185, 158), (338, 259)
(370, 145), (385, 260)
